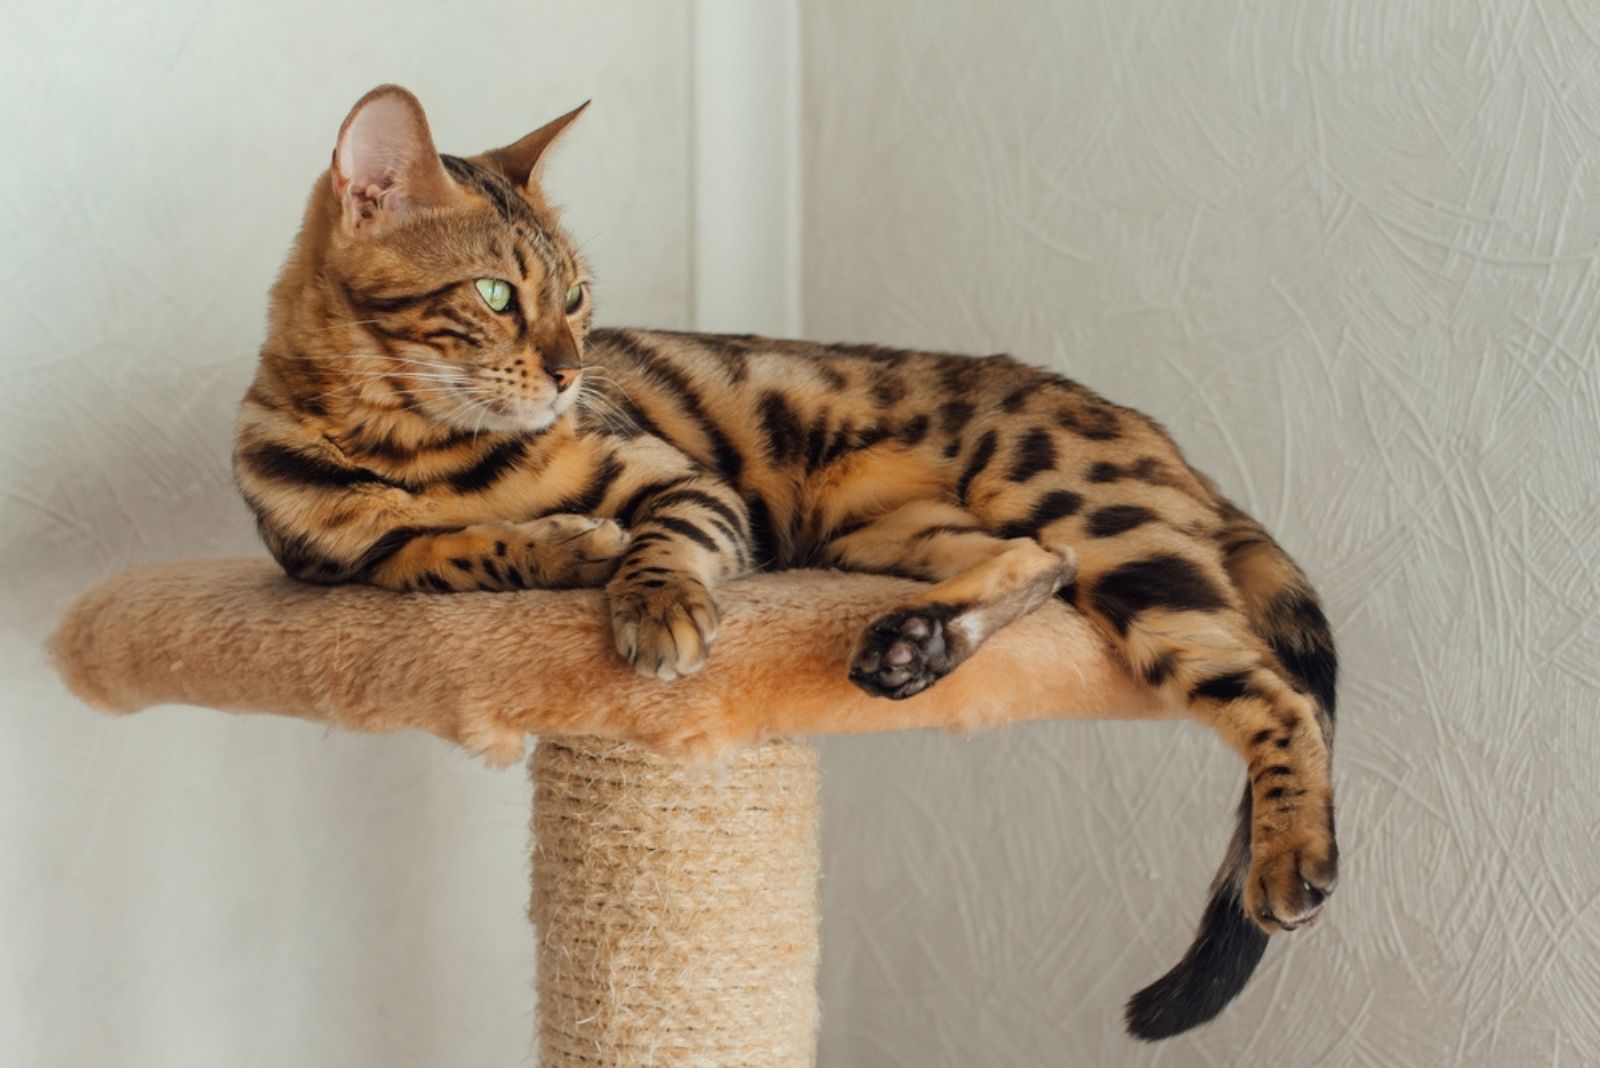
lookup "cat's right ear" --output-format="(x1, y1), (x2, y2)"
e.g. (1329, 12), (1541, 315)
(331, 85), (458, 236)
(485, 100), (590, 194)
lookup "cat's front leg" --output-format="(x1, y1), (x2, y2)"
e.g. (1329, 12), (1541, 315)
(609, 571), (721, 680)
(600, 467), (754, 681)
(365, 514), (631, 592)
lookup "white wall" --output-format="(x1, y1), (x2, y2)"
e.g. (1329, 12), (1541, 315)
(802, 3), (1600, 1066)
(0, 4), (694, 1065)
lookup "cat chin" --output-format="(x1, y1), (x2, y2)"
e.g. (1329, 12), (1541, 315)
(514, 409), (560, 434)
(441, 398), (560, 434)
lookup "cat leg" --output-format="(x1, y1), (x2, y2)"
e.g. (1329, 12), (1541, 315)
(818, 500), (1075, 699)
(363, 515), (630, 592)
(958, 436), (1339, 933)
(1058, 522), (1337, 932)
(594, 438), (755, 681)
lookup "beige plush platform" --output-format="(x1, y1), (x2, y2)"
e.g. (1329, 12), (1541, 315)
(49, 557), (1181, 1065)
(49, 558), (1168, 764)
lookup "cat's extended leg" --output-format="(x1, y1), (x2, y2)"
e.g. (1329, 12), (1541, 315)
(818, 500), (1075, 698)
(946, 426), (1339, 938)
(1059, 523), (1337, 932)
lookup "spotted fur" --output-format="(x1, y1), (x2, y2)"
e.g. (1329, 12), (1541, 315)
(235, 86), (1339, 1039)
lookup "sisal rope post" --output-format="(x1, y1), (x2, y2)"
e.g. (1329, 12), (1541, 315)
(531, 736), (821, 1066)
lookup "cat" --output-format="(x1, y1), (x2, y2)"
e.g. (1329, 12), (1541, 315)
(234, 85), (1338, 1040)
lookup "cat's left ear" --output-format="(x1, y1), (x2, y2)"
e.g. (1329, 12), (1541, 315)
(485, 101), (590, 192)
(332, 85), (459, 236)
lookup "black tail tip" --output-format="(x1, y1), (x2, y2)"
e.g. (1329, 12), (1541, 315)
(1123, 886), (1270, 1041)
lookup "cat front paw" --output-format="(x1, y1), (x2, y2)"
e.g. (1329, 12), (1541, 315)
(608, 574), (719, 681)
(522, 514), (630, 587)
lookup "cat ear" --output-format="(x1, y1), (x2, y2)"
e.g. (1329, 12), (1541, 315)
(331, 85), (458, 235)
(485, 101), (590, 192)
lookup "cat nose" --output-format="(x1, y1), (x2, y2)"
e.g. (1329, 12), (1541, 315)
(542, 330), (582, 392)
(549, 364), (581, 392)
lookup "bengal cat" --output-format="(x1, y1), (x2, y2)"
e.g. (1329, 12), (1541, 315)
(234, 86), (1339, 1039)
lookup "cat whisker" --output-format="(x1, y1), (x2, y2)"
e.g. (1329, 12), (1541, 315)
(581, 365), (640, 407)
(339, 371), (475, 383)
(435, 397), (492, 435)
(349, 358), (462, 374)
(285, 350), (461, 373)
(583, 396), (641, 433)
(579, 394), (633, 434)
(306, 319), (384, 333)
(439, 389), (505, 429)
(310, 376), (502, 414)
(312, 374), (470, 394)
(577, 388), (638, 436)
(335, 369), (463, 379)
(468, 395), (498, 439)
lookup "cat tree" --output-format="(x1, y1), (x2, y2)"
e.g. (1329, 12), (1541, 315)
(50, 559), (1159, 1065)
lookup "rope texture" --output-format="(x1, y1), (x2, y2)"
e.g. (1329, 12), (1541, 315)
(531, 737), (820, 1066)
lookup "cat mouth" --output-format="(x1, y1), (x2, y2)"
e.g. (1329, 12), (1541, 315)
(456, 394), (561, 434)
(441, 377), (580, 435)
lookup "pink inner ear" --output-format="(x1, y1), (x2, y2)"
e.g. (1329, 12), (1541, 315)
(337, 94), (424, 196)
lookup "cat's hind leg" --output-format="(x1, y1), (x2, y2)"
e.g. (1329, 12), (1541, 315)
(1058, 522), (1338, 932)
(817, 500), (1074, 699)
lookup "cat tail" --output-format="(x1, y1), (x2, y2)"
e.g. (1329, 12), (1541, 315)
(1124, 506), (1337, 1041)
(1123, 785), (1266, 1039)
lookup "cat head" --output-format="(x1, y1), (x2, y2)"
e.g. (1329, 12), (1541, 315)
(288, 85), (593, 435)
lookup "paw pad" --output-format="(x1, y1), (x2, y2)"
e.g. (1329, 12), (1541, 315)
(849, 607), (955, 700)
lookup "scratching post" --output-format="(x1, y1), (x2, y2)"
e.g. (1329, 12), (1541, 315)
(532, 737), (819, 1066)
(48, 559), (1164, 1062)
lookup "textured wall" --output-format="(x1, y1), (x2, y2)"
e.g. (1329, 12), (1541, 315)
(0, 4), (692, 1065)
(801, 2), (1600, 1065)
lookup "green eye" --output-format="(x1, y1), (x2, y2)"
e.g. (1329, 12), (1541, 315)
(475, 278), (513, 312)
(564, 283), (584, 314)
